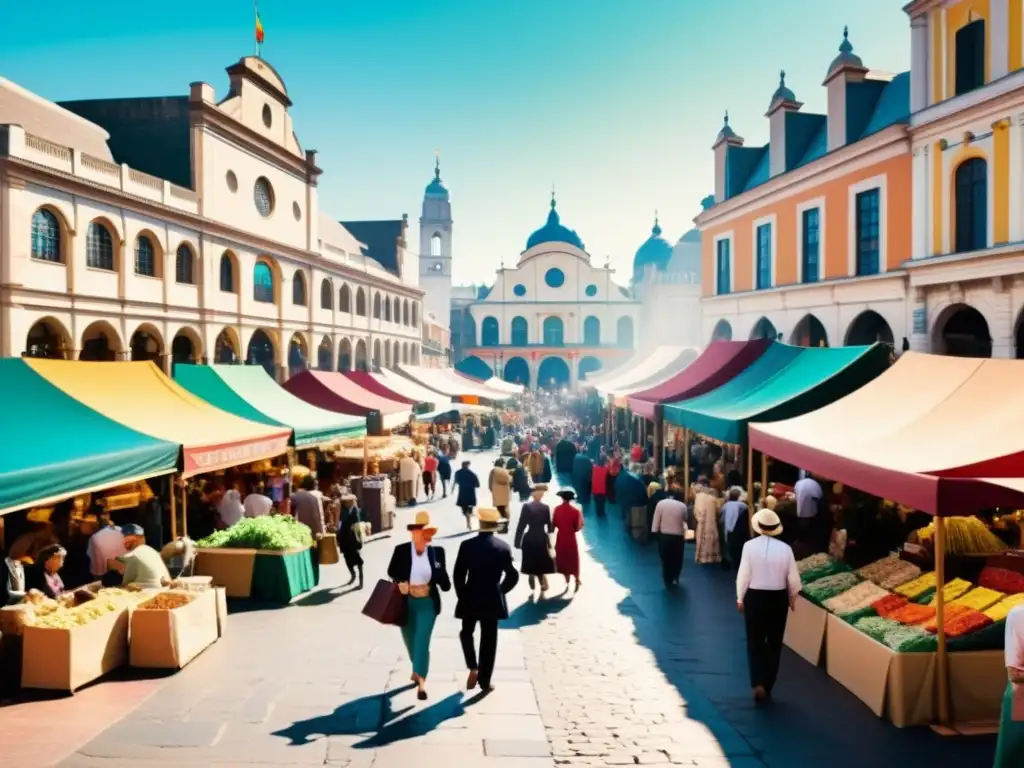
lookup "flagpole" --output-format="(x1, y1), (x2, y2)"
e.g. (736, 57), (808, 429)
(254, 0), (260, 58)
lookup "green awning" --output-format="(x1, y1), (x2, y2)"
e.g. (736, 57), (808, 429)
(0, 359), (179, 515)
(662, 342), (890, 445)
(174, 364), (366, 448)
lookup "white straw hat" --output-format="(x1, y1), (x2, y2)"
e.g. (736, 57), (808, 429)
(752, 508), (783, 537)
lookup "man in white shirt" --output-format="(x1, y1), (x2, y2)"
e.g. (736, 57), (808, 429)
(399, 455), (421, 507)
(651, 496), (688, 588)
(88, 517), (126, 581)
(721, 487), (749, 571)
(794, 474), (829, 553)
(217, 485), (245, 528)
(793, 475), (823, 519)
(243, 482), (274, 519)
(736, 507), (801, 704)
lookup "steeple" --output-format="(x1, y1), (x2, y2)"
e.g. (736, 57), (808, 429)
(652, 210), (662, 237)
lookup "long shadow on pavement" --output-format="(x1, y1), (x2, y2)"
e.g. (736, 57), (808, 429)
(560, 482), (996, 768)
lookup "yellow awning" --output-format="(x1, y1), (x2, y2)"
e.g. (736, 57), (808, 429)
(27, 360), (290, 476)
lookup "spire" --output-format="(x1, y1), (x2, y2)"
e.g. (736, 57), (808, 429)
(839, 25), (852, 55)
(652, 209), (662, 237)
(768, 68), (798, 112)
(716, 109), (737, 144)
(826, 25), (865, 80)
(550, 183), (557, 210)
(434, 148), (441, 181)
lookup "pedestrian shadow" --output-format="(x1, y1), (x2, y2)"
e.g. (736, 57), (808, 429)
(271, 684), (487, 749)
(504, 593), (571, 628)
(292, 584), (362, 607)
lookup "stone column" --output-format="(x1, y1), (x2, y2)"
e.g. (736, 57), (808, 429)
(910, 16), (929, 113)
(909, 288), (929, 352)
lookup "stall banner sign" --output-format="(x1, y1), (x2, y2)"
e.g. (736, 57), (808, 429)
(184, 435), (291, 476)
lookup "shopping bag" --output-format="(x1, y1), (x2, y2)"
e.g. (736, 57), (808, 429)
(361, 579), (404, 625)
(317, 533), (341, 565)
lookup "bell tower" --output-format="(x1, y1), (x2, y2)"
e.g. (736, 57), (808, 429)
(419, 151), (453, 329)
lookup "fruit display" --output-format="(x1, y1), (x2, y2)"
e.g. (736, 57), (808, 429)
(196, 515), (313, 550)
(137, 592), (194, 611)
(803, 572), (861, 603)
(913, 517), (1008, 555)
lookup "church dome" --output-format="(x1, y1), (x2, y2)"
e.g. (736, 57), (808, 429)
(425, 156), (448, 198)
(632, 214), (673, 282)
(525, 195), (585, 251)
(668, 229), (702, 279)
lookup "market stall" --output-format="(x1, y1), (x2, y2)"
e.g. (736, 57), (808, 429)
(343, 371), (417, 405)
(590, 345), (696, 398)
(174, 364), (366, 448)
(396, 364), (512, 402)
(748, 353), (1024, 727)
(372, 368), (454, 409)
(0, 359), (179, 515)
(476, 376), (525, 396)
(284, 370), (412, 428)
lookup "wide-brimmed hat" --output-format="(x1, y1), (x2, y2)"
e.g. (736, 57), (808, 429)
(556, 490), (576, 501)
(407, 510), (438, 534)
(531, 483), (548, 493)
(751, 508), (783, 537)
(477, 507), (501, 525)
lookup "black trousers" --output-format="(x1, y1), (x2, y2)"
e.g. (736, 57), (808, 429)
(606, 478), (617, 504)
(593, 494), (607, 516)
(658, 534), (685, 585)
(460, 617), (498, 686)
(727, 529), (746, 571)
(743, 588), (790, 693)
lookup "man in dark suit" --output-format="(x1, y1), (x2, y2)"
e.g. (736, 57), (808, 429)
(454, 507), (520, 692)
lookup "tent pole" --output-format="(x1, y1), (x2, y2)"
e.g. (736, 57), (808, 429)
(935, 515), (951, 726)
(682, 428), (690, 491)
(760, 452), (768, 498)
(181, 479), (188, 539)
(363, 435), (369, 476)
(653, 417), (663, 473)
(169, 474), (178, 542)
(746, 444), (754, 535)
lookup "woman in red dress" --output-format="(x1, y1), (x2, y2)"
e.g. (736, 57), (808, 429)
(552, 490), (584, 592)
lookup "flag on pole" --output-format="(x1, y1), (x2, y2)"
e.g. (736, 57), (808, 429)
(255, 11), (265, 46)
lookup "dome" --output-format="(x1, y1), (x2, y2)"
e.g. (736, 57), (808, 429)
(827, 27), (864, 79)
(525, 195), (585, 251)
(715, 111), (736, 144)
(425, 156), (448, 198)
(632, 214), (673, 282)
(669, 230), (702, 278)
(769, 70), (797, 109)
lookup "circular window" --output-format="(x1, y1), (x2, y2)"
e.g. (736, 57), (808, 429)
(254, 177), (275, 217)
(292, 201), (302, 221)
(513, 284), (527, 297)
(585, 284), (598, 297)
(545, 268), (565, 288)
(262, 104), (272, 128)
(226, 170), (238, 193)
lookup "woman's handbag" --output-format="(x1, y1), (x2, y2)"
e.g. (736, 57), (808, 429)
(361, 579), (404, 625)
(317, 533), (341, 565)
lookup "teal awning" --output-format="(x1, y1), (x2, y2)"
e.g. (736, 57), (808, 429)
(662, 343), (890, 445)
(174, 364), (366, 448)
(0, 359), (179, 515)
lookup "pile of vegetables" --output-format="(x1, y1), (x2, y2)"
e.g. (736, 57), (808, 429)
(28, 587), (146, 629)
(197, 515), (313, 551)
(803, 572), (861, 603)
(137, 591), (194, 611)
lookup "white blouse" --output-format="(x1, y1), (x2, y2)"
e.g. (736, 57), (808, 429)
(409, 544), (432, 586)
(1006, 604), (1024, 668)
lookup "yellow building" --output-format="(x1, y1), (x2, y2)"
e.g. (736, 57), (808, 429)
(906, 0), (1024, 357)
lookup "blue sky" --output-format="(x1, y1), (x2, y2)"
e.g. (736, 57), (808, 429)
(2, 0), (909, 285)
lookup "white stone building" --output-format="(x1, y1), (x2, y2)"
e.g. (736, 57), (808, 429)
(458, 195), (640, 389)
(418, 155), (453, 335)
(631, 218), (704, 350)
(0, 56), (424, 379)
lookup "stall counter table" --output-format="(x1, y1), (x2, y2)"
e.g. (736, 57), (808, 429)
(250, 547), (317, 603)
(783, 595), (828, 666)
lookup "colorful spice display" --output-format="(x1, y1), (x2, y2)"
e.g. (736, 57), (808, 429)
(979, 567), (1024, 595)
(895, 572), (937, 599)
(803, 572), (861, 603)
(984, 593), (1024, 622)
(949, 587), (1004, 612)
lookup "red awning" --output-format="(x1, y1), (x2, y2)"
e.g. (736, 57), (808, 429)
(284, 370), (409, 417)
(749, 352), (1024, 515)
(343, 371), (416, 405)
(626, 340), (771, 420)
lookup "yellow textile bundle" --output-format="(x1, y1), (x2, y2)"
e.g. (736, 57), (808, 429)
(984, 593), (1024, 622)
(926, 578), (973, 605)
(912, 517), (1008, 555)
(895, 572), (937, 598)
(950, 587), (1004, 612)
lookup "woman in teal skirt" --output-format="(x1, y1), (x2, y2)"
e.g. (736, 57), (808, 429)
(995, 605), (1024, 767)
(387, 510), (450, 700)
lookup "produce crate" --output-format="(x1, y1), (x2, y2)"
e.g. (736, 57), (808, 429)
(194, 548), (258, 598)
(196, 547), (316, 603)
(21, 607), (129, 692)
(129, 589), (219, 669)
(783, 595), (828, 666)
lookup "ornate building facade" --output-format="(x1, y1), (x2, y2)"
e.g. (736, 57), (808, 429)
(0, 56), (424, 380)
(457, 195), (641, 389)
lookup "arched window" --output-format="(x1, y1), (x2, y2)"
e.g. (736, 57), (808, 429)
(393, 297), (401, 323)
(431, 233), (442, 257)
(511, 316), (529, 346)
(384, 296), (392, 322)
(219, 253), (236, 293)
(583, 316), (601, 345)
(86, 221), (114, 271)
(955, 19), (986, 96)
(320, 278), (333, 309)
(543, 316), (564, 346)
(481, 316), (500, 346)
(412, 302), (419, 327)
(955, 157), (987, 253)
(356, 287), (367, 316)
(31, 209), (62, 263)
(134, 234), (156, 277)
(403, 300), (411, 326)
(616, 316), (634, 347)
(373, 293), (382, 319)
(175, 244), (194, 284)
(339, 283), (351, 312)
(253, 261), (274, 303)
(292, 270), (307, 305)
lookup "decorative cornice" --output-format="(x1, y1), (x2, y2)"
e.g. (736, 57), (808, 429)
(2, 156), (422, 298)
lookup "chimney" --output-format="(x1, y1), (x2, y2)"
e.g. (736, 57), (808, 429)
(766, 71), (803, 178)
(189, 81), (215, 104)
(712, 112), (744, 203)
(824, 27), (869, 152)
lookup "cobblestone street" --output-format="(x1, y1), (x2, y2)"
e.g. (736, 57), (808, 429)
(0, 449), (999, 768)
